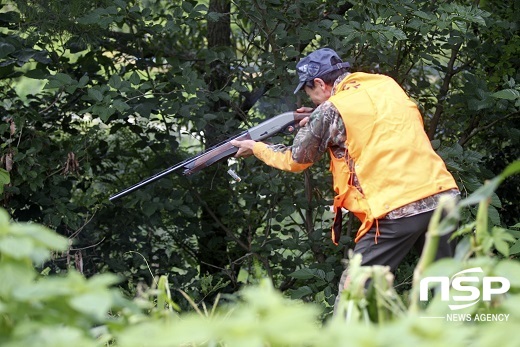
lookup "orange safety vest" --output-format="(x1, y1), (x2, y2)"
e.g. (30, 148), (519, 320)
(328, 72), (458, 244)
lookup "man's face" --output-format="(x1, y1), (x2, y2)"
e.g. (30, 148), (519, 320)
(304, 78), (331, 106)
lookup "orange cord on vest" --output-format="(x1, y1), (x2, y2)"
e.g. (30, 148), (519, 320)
(374, 219), (380, 244)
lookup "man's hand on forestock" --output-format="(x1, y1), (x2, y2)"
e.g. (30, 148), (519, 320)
(296, 106), (313, 127)
(230, 139), (256, 158)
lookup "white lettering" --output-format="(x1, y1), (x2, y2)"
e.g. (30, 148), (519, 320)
(451, 276), (480, 301)
(446, 313), (472, 322)
(482, 277), (510, 301)
(419, 277), (450, 301)
(420, 268), (511, 312)
(473, 313), (510, 322)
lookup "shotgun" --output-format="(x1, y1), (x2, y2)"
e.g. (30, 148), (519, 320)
(109, 111), (310, 201)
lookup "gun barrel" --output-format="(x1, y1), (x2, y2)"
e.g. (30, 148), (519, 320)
(108, 160), (189, 201)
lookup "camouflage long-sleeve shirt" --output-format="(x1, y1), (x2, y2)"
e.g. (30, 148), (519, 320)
(268, 99), (346, 163)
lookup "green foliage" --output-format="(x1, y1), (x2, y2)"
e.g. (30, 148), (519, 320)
(0, 208), (135, 346)
(0, 0), (518, 325)
(0, 168), (9, 194)
(0, 161), (519, 346)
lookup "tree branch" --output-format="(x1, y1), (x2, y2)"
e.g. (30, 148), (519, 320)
(458, 110), (520, 147)
(191, 189), (250, 251)
(304, 170), (326, 263)
(427, 42), (462, 139)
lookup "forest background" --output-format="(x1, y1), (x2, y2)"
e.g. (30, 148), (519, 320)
(0, 0), (519, 338)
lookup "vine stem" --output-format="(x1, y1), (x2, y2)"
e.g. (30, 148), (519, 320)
(409, 200), (450, 313)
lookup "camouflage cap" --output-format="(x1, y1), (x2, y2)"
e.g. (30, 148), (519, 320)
(294, 48), (350, 94)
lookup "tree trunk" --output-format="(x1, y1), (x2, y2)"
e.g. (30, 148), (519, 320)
(197, 0), (234, 278)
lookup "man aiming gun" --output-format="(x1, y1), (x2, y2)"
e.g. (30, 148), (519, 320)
(230, 48), (460, 312)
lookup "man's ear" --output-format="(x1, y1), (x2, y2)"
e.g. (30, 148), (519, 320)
(313, 78), (326, 90)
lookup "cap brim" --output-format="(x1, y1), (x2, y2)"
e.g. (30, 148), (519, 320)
(294, 81), (305, 94)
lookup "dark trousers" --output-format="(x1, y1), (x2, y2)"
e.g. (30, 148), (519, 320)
(355, 210), (455, 271)
(335, 210), (456, 311)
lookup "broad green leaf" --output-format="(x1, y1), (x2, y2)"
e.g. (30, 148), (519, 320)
(77, 75), (89, 88)
(0, 168), (9, 194)
(203, 113), (218, 121)
(413, 10), (432, 21)
(488, 205), (501, 226)
(0, 42), (15, 59)
(289, 268), (316, 280)
(142, 202), (158, 217)
(113, 99), (130, 112)
(383, 27), (407, 41)
(178, 205), (194, 217)
(316, 269), (326, 280)
(509, 240), (520, 255)
(0, 236), (34, 259)
(92, 104), (112, 121)
(459, 176), (501, 207)
(87, 273), (121, 287)
(0, 261), (35, 296)
(10, 326), (97, 347)
(25, 69), (48, 79)
(69, 291), (112, 320)
(14, 277), (73, 300)
(109, 74), (122, 89)
(88, 88), (104, 102)
(491, 227), (515, 257)
(207, 11), (226, 22)
(129, 71), (140, 85)
(54, 72), (73, 85)
(181, 1), (194, 12)
(332, 24), (354, 36)
(10, 223), (68, 251)
(492, 89), (520, 100)
(0, 209), (9, 229)
(290, 285), (313, 299)
(494, 260), (520, 287)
